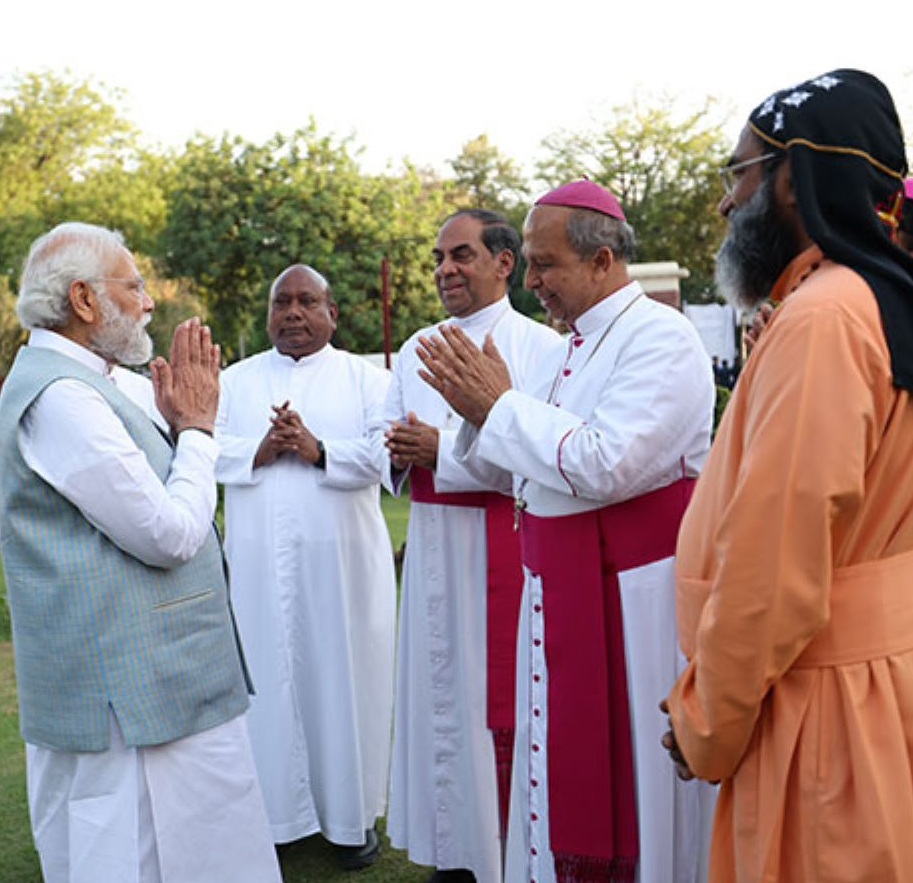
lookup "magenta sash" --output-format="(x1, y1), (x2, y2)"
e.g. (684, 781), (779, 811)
(410, 466), (523, 835)
(520, 478), (695, 882)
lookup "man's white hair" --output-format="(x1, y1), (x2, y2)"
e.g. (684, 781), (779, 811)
(17, 222), (126, 330)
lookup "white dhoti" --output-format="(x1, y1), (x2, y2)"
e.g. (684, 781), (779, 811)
(27, 711), (282, 883)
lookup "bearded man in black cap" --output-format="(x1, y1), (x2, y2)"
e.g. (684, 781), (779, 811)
(662, 69), (913, 881)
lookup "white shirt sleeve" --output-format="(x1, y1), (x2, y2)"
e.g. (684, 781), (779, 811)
(475, 319), (714, 504)
(214, 417), (263, 487)
(20, 378), (218, 569)
(379, 354), (409, 496)
(451, 420), (515, 494)
(321, 364), (392, 490)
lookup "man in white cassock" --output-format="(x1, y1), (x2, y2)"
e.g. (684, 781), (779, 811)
(215, 264), (396, 871)
(0, 222), (281, 883)
(383, 210), (562, 883)
(416, 183), (718, 883)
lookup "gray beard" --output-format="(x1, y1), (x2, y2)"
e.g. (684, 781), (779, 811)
(715, 176), (802, 312)
(91, 293), (154, 366)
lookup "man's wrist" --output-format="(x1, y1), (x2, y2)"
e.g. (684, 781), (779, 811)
(314, 439), (326, 469)
(176, 425), (215, 439)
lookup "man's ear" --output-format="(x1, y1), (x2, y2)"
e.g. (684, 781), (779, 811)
(592, 245), (615, 278)
(496, 248), (515, 280)
(777, 158), (799, 210)
(68, 280), (98, 324)
(776, 158), (813, 249)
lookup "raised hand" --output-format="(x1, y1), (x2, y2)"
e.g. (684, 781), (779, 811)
(150, 317), (220, 437)
(659, 699), (698, 782)
(745, 302), (775, 355)
(416, 326), (512, 427)
(270, 404), (322, 463)
(254, 402), (322, 469)
(385, 411), (440, 470)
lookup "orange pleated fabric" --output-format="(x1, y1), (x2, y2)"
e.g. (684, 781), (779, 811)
(668, 248), (913, 882)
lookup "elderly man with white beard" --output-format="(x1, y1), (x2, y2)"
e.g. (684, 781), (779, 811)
(0, 221), (281, 883)
(662, 69), (913, 882)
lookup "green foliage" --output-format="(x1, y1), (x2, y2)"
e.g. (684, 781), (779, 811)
(0, 69), (739, 366)
(0, 567), (8, 642)
(0, 276), (25, 379)
(55, 152), (172, 259)
(714, 384), (732, 437)
(0, 643), (38, 883)
(136, 255), (208, 360)
(448, 134), (530, 212)
(161, 126), (456, 362)
(0, 70), (167, 282)
(366, 165), (454, 352)
(380, 489), (410, 552)
(536, 92), (732, 302)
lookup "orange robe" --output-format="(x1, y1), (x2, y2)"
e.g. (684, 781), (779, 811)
(667, 246), (913, 882)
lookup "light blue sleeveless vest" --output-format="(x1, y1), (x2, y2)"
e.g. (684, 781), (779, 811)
(0, 345), (251, 752)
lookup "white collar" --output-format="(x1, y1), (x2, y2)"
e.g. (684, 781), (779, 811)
(447, 296), (510, 331)
(269, 342), (333, 368)
(571, 280), (644, 338)
(28, 328), (110, 376)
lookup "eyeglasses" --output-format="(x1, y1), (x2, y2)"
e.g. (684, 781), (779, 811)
(87, 277), (148, 296)
(719, 153), (779, 195)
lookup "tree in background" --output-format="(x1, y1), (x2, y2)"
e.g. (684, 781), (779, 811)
(444, 137), (552, 321)
(0, 70), (742, 375)
(536, 93), (732, 300)
(0, 70), (167, 280)
(360, 164), (453, 354)
(449, 134), (530, 213)
(0, 276), (24, 379)
(162, 124), (455, 362)
(130, 254), (208, 361)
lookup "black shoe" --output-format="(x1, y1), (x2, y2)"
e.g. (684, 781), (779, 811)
(336, 826), (381, 871)
(426, 871), (477, 883)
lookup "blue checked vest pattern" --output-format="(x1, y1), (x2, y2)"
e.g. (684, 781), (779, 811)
(0, 345), (250, 752)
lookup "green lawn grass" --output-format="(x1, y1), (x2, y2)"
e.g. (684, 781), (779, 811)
(0, 643), (35, 883)
(0, 492), (426, 883)
(381, 487), (409, 554)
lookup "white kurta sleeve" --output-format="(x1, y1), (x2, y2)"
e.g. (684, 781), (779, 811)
(380, 352), (408, 495)
(450, 420), (514, 495)
(433, 425), (511, 493)
(21, 379), (218, 569)
(475, 317), (713, 504)
(320, 365), (392, 490)
(214, 370), (269, 487)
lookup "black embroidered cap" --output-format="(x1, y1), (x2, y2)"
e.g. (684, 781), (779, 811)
(749, 69), (913, 390)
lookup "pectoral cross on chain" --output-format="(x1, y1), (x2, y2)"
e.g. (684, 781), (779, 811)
(513, 496), (527, 531)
